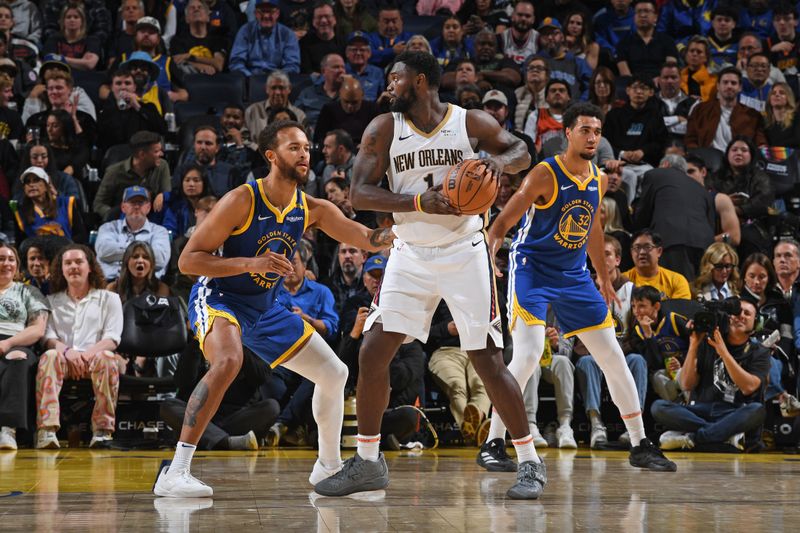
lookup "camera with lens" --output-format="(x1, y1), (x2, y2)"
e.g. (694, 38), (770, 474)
(692, 297), (741, 335)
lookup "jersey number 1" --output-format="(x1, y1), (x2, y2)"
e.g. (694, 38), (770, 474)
(423, 173), (434, 189)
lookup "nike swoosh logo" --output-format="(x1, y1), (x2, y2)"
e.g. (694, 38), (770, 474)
(399, 134), (413, 141)
(258, 215), (271, 221)
(472, 239), (482, 247)
(560, 184), (575, 191)
(180, 443), (194, 448)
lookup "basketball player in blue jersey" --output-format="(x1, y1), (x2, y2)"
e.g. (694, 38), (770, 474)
(477, 102), (677, 492)
(315, 51), (544, 500)
(153, 121), (395, 498)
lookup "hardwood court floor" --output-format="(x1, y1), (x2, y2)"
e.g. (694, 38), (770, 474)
(1, 447), (799, 532)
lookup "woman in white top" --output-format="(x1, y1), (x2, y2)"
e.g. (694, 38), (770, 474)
(34, 244), (124, 449)
(0, 242), (49, 449)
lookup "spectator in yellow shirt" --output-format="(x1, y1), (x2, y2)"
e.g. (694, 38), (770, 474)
(623, 230), (692, 300)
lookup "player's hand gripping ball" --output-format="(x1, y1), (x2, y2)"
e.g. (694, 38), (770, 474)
(442, 159), (499, 215)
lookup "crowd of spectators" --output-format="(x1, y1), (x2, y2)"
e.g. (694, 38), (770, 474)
(1, 0), (800, 454)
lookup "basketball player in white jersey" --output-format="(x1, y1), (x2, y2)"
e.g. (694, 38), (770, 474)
(314, 51), (543, 500)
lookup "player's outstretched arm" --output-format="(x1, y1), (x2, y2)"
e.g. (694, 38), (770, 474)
(586, 173), (621, 307)
(307, 196), (395, 252)
(466, 109), (531, 177)
(349, 114), (458, 215)
(486, 164), (554, 273)
(179, 186), (293, 278)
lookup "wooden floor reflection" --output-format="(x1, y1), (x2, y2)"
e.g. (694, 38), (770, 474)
(1, 447), (799, 532)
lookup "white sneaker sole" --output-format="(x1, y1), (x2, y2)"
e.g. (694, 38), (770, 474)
(153, 467), (214, 498)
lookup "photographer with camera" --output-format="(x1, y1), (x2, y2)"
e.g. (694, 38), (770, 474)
(652, 296), (770, 451)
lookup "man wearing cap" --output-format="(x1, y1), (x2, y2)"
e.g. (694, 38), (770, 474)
(366, 5), (412, 69)
(96, 68), (166, 153)
(169, 0), (227, 76)
(603, 73), (670, 193)
(314, 76), (379, 148)
(115, 17), (188, 103)
(301, 1), (346, 74)
(20, 54), (96, 124)
(344, 31), (383, 101)
(95, 185), (171, 280)
(0, 36), (36, 108)
(537, 17), (592, 100)
(41, 0), (111, 49)
(499, 0), (538, 66)
(93, 131), (170, 221)
(230, 1), (300, 76)
(481, 89), (536, 172)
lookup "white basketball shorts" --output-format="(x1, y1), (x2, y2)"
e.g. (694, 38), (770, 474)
(364, 231), (503, 351)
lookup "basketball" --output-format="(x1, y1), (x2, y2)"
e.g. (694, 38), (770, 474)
(442, 159), (499, 215)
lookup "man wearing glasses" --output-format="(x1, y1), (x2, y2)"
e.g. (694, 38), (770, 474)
(740, 53), (773, 112)
(344, 32), (383, 101)
(624, 229), (692, 299)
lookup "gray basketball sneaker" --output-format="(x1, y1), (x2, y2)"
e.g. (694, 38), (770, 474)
(506, 460), (547, 500)
(314, 452), (390, 496)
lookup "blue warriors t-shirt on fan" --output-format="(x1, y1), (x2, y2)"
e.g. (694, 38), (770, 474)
(509, 155), (613, 337)
(188, 180), (315, 367)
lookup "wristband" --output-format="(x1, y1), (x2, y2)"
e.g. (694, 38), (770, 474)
(413, 194), (423, 212)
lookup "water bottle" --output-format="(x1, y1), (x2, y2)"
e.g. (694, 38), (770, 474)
(164, 112), (177, 133)
(117, 96), (128, 110)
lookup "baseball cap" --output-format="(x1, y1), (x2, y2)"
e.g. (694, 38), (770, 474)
(482, 89), (508, 106)
(0, 58), (18, 77)
(41, 54), (71, 75)
(364, 255), (387, 273)
(538, 17), (562, 31)
(20, 166), (49, 184)
(136, 16), (162, 33)
(123, 185), (150, 202)
(347, 31), (371, 46)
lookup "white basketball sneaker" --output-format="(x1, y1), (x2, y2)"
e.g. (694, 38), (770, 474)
(154, 465), (213, 498)
(308, 459), (343, 485)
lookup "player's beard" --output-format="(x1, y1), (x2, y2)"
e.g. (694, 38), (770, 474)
(275, 157), (309, 185)
(579, 150), (594, 161)
(390, 87), (417, 113)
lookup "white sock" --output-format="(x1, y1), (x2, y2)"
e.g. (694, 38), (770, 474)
(486, 323), (545, 442)
(578, 328), (643, 443)
(623, 413), (647, 447)
(357, 434), (380, 461)
(281, 332), (348, 468)
(168, 441), (196, 475)
(558, 415), (571, 428)
(512, 435), (539, 464)
(588, 410), (603, 428)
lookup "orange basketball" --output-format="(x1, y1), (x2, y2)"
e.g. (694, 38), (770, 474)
(443, 159), (498, 215)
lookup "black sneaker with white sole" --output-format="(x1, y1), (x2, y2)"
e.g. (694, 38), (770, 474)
(314, 452), (389, 496)
(476, 438), (517, 472)
(629, 438), (678, 472)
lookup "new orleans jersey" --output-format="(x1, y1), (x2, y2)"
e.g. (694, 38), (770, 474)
(388, 103), (481, 246)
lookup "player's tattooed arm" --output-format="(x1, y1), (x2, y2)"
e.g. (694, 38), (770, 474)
(350, 114), (418, 213)
(466, 110), (531, 176)
(184, 380), (209, 428)
(368, 228), (395, 248)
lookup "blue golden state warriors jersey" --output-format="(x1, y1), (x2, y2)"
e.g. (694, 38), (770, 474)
(634, 312), (689, 361)
(201, 180), (308, 310)
(511, 155), (602, 286)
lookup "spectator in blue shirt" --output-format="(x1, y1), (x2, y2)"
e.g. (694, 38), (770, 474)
(656, 0), (716, 52)
(229, 0), (301, 76)
(366, 5), (412, 68)
(593, 0), (634, 54)
(344, 31), (384, 101)
(295, 53), (346, 132)
(277, 245), (339, 341)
